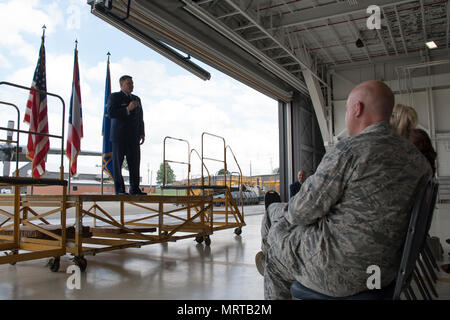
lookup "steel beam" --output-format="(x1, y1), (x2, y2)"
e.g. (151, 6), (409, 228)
(327, 20), (354, 63)
(102, 0), (294, 101)
(330, 70), (357, 86)
(217, 11), (240, 19)
(447, 0), (450, 48)
(303, 70), (331, 143)
(347, 14), (372, 63)
(381, 6), (399, 55)
(221, 0), (327, 87)
(394, 5), (409, 54)
(182, 0), (310, 95)
(90, 6), (211, 81)
(264, 0), (415, 30)
(419, 0), (428, 42)
(376, 28), (390, 57)
(385, 72), (450, 92)
(225, 1), (332, 146)
(303, 26), (337, 65)
(254, 0), (332, 143)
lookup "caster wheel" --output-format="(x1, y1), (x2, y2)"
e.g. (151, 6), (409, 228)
(234, 228), (242, 236)
(4, 251), (17, 265)
(204, 235), (211, 246)
(73, 256), (87, 272)
(48, 257), (60, 272)
(195, 236), (204, 244)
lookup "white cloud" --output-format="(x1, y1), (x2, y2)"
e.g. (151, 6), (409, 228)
(0, 0), (65, 63)
(0, 53), (11, 69)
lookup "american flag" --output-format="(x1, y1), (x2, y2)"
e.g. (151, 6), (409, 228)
(24, 35), (49, 178)
(66, 45), (83, 175)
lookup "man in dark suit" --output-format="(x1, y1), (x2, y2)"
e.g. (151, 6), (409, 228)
(289, 170), (307, 198)
(107, 75), (146, 195)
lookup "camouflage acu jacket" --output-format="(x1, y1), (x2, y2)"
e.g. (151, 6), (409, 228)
(286, 121), (432, 297)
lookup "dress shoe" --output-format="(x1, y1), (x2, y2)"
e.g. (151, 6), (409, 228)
(255, 251), (265, 276)
(130, 190), (147, 195)
(116, 192), (129, 195)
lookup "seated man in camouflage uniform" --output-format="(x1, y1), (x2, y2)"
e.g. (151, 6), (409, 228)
(257, 80), (432, 299)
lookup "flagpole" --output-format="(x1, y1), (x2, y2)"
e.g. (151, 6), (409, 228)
(34, 25), (47, 195)
(27, 24), (49, 187)
(42, 25), (46, 42)
(101, 52), (111, 195)
(68, 39), (78, 195)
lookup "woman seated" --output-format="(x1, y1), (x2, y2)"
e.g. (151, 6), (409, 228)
(409, 128), (437, 175)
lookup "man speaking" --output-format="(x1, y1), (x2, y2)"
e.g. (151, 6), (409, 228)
(107, 75), (146, 195)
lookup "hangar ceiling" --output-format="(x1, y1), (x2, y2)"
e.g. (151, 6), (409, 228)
(88, 0), (450, 102)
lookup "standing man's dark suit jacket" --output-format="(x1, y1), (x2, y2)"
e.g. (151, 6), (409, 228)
(107, 91), (145, 194)
(108, 91), (145, 143)
(289, 181), (302, 198)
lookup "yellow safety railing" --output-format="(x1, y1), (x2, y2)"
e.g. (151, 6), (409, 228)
(163, 136), (190, 188)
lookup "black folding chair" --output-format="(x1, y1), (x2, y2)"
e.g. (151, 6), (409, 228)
(414, 181), (441, 299)
(415, 180), (439, 299)
(392, 177), (438, 300)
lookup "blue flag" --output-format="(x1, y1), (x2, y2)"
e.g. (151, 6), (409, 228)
(102, 56), (114, 179)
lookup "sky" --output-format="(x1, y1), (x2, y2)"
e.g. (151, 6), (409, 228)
(0, 0), (280, 184)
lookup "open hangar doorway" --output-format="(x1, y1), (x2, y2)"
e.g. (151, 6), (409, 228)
(87, 0), (450, 205)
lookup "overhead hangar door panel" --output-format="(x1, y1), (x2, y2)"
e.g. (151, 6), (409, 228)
(291, 92), (325, 180)
(292, 99), (313, 176)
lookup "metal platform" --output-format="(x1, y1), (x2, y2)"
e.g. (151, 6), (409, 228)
(0, 191), (245, 271)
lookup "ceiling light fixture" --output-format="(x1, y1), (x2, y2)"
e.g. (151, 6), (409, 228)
(355, 38), (364, 48)
(426, 41), (438, 49)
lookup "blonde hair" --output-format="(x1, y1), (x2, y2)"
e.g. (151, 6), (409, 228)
(390, 104), (418, 139)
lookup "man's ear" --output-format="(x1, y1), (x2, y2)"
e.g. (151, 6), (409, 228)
(355, 101), (363, 117)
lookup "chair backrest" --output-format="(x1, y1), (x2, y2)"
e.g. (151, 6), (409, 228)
(393, 176), (438, 300)
(424, 180), (439, 235)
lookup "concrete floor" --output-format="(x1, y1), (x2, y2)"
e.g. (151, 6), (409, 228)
(0, 203), (449, 300)
(0, 205), (265, 300)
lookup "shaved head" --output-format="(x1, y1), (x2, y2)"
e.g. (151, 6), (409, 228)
(345, 80), (394, 136)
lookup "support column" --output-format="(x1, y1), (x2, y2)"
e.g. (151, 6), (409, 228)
(278, 99), (290, 202)
(303, 70), (331, 144)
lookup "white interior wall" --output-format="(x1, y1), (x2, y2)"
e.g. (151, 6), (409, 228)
(331, 72), (450, 178)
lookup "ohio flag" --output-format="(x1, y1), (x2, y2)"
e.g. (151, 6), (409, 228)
(66, 44), (83, 175)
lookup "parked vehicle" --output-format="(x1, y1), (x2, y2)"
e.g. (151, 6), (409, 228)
(213, 185), (260, 206)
